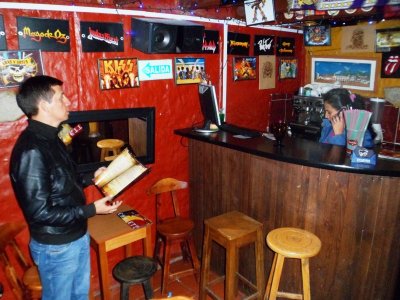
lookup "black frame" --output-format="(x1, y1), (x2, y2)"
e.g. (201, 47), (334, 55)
(66, 107), (155, 173)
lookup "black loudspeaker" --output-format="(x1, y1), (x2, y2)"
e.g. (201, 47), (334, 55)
(131, 18), (204, 54)
(176, 24), (204, 53)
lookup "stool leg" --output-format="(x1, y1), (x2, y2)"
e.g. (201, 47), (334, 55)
(268, 254), (285, 300)
(187, 235), (200, 280)
(161, 239), (172, 295)
(264, 253), (277, 300)
(226, 243), (238, 300)
(301, 258), (311, 300)
(142, 279), (154, 300)
(255, 228), (265, 300)
(199, 226), (211, 300)
(120, 282), (130, 300)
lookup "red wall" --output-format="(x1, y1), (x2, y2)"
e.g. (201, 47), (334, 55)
(0, 6), (303, 297)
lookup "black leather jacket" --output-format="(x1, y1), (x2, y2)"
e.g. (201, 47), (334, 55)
(10, 119), (96, 245)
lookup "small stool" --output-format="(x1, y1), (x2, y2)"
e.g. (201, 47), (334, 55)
(264, 227), (321, 300)
(112, 256), (157, 300)
(96, 139), (124, 161)
(199, 211), (264, 300)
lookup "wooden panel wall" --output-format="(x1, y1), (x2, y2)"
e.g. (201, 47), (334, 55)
(188, 139), (400, 300)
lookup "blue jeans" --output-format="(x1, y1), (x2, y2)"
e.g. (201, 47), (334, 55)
(30, 233), (90, 300)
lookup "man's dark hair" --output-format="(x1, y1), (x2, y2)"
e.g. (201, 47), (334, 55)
(16, 75), (63, 118)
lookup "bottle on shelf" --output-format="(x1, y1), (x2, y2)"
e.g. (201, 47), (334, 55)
(58, 124), (83, 145)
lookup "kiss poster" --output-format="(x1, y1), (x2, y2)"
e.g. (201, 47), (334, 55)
(254, 35), (275, 56)
(202, 30), (219, 54)
(276, 37), (295, 57)
(0, 15), (6, 50)
(0, 50), (44, 88)
(17, 17), (70, 52)
(98, 58), (139, 90)
(227, 32), (250, 56)
(80, 22), (124, 52)
(381, 52), (400, 78)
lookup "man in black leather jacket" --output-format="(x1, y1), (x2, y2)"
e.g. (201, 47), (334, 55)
(10, 75), (122, 300)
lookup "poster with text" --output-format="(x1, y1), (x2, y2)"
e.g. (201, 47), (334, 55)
(259, 55), (275, 89)
(279, 58), (297, 79)
(80, 21), (124, 52)
(276, 37), (295, 56)
(17, 17), (70, 52)
(202, 30), (219, 54)
(98, 58), (139, 90)
(254, 35), (275, 55)
(228, 32), (250, 55)
(0, 50), (44, 88)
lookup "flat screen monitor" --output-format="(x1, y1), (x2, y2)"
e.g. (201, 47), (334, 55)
(197, 83), (221, 132)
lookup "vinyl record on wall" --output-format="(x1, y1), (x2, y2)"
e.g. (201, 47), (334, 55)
(17, 17), (70, 52)
(228, 32), (250, 56)
(80, 22), (124, 52)
(202, 30), (219, 54)
(0, 15), (6, 50)
(254, 35), (274, 55)
(276, 37), (295, 57)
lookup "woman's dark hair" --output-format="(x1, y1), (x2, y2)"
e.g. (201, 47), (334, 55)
(323, 88), (366, 111)
(16, 75), (63, 118)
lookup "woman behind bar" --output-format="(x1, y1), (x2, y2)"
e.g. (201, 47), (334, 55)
(319, 88), (374, 147)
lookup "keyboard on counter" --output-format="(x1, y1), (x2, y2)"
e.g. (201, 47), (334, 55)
(218, 123), (261, 138)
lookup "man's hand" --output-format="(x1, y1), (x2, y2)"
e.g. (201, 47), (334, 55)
(94, 196), (122, 214)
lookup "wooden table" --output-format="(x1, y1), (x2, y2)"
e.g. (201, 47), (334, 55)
(88, 204), (152, 300)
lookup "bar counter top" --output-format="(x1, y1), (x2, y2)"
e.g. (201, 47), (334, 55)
(175, 128), (400, 177)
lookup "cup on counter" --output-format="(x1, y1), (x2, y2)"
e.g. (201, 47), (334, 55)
(346, 129), (365, 154)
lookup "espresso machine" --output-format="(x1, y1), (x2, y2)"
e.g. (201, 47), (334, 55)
(290, 96), (324, 140)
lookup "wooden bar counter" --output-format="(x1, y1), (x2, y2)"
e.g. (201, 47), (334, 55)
(175, 128), (400, 300)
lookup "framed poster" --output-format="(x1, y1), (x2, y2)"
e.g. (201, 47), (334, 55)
(233, 56), (256, 81)
(17, 17), (70, 52)
(376, 28), (400, 53)
(311, 57), (376, 91)
(244, 0), (275, 26)
(98, 58), (139, 90)
(0, 50), (44, 88)
(259, 55), (275, 90)
(341, 25), (374, 53)
(175, 57), (205, 85)
(279, 58), (297, 79)
(304, 25), (331, 46)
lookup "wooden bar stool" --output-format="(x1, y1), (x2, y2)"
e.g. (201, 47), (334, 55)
(199, 211), (264, 300)
(96, 138), (124, 161)
(112, 255), (157, 300)
(264, 227), (321, 300)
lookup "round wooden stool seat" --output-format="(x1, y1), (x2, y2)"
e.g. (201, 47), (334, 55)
(22, 266), (42, 299)
(157, 217), (194, 239)
(267, 227), (321, 259)
(96, 139), (124, 161)
(112, 256), (157, 300)
(264, 227), (321, 300)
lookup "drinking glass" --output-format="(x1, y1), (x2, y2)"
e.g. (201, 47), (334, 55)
(270, 122), (287, 147)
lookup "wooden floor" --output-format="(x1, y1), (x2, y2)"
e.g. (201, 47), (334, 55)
(92, 258), (247, 299)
